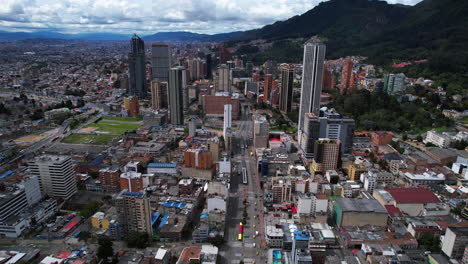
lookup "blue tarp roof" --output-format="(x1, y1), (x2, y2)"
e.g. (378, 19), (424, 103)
(200, 214), (209, 219)
(122, 191), (141, 197)
(295, 230), (310, 241)
(158, 215), (169, 228)
(88, 153), (108, 166)
(164, 202), (173, 207)
(148, 163), (177, 168)
(151, 212), (161, 225)
(0, 170), (14, 179)
(179, 203), (186, 208)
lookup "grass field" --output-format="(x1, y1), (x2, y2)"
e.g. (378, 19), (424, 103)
(102, 116), (143, 121)
(86, 120), (142, 134)
(63, 134), (120, 144)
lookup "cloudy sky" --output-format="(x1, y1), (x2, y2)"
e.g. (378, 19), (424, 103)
(0, 0), (423, 35)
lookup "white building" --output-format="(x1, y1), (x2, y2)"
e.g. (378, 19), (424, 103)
(217, 64), (231, 92)
(401, 171), (445, 185)
(223, 104), (232, 138)
(297, 193), (328, 216)
(28, 155), (77, 200)
(19, 175), (42, 206)
(265, 225), (284, 248)
(219, 156), (231, 174)
(424, 130), (453, 148)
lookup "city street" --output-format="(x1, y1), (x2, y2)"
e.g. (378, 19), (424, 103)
(220, 103), (268, 264)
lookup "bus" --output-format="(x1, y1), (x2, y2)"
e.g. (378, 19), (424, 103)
(242, 168), (247, 185)
(51, 136), (59, 142)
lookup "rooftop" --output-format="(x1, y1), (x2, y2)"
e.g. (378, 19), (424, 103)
(335, 198), (387, 213)
(385, 188), (440, 204)
(426, 147), (457, 159)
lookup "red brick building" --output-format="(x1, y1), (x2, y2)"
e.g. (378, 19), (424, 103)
(184, 149), (212, 169)
(99, 167), (120, 192)
(371, 131), (393, 145)
(340, 58), (354, 95)
(203, 95), (240, 120)
(264, 74), (273, 103)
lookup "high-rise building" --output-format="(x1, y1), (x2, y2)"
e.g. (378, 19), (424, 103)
(298, 42), (326, 131)
(223, 104), (232, 138)
(253, 114), (269, 148)
(114, 190), (152, 237)
(219, 46), (232, 64)
(205, 54), (212, 79)
(28, 155), (77, 200)
(299, 108), (354, 159)
(151, 43), (171, 82)
(252, 72), (260, 83)
(150, 80), (168, 110)
(383, 73), (406, 95)
(246, 62), (254, 76)
(264, 74), (273, 104)
(348, 163), (367, 181)
(99, 167), (121, 193)
(311, 139), (340, 173)
(442, 227), (468, 261)
(19, 175), (42, 206)
(279, 65), (294, 112)
(340, 58), (354, 95)
(128, 34), (147, 98)
(123, 96), (139, 117)
(217, 64), (230, 92)
(0, 187), (28, 223)
(184, 148), (212, 169)
(168, 66), (185, 125)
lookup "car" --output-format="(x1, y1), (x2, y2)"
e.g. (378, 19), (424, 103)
(255, 231), (259, 236)
(253, 235), (256, 238)
(253, 243), (256, 247)
(253, 225), (256, 228)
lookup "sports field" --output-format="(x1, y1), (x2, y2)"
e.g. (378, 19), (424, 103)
(86, 120), (141, 135)
(62, 134), (120, 144)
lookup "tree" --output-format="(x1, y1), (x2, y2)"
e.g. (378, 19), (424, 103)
(451, 140), (468, 150)
(79, 201), (101, 218)
(97, 237), (114, 260)
(78, 230), (92, 242)
(402, 134), (408, 141)
(416, 135), (423, 142)
(418, 233), (441, 252)
(125, 232), (149, 248)
(210, 235), (226, 248)
(243, 211), (248, 219)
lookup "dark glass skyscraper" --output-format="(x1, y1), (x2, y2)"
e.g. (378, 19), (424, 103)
(205, 54), (212, 79)
(279, 65), (294, 112)
(168, 66), (185, 125)
(128, 34), (147, 98)
(151, 43), (171, 82)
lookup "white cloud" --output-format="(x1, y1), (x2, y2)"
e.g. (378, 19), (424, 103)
(0, 0), (423, 34)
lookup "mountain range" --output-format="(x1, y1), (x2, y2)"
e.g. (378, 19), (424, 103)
(0, 0), (467, 79)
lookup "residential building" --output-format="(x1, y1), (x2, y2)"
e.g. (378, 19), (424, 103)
(383, 73), (406, 95)
(123, 96), (139, 117)
(299, 108), (355, 159)
(425, 130), (453, 148)
(128, 34), (147, 98)
(371, 131), (393, 145)
(120, 162), (144, 192)
(151, 43), (171, 82)
(279, 65), (294, 112)
(264, 74), (273, 104)
(217, 64), (230, 92)
(19, 175), (42, 206)
(114, 190), (152, 237)
(298, 42), (326, 131)
(169, 66), (185, 125)
(441, 227), (468, 261)
(348, 163), (367, 181)
(99, 167), (120, 193)
(150, 80), (168, 110)
(28, 155), (77, 200)
(340, 58), (354, 95)
(310, 139), (340, 173)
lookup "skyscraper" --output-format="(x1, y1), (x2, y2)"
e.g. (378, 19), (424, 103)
(28, 155), (77, 200)
(279, 65), (294, 112)
(128, 34), (147, 98)
(169, 66), (185, 125)
(298, 42), (326, 131)
(217, 64), (230, 92)
(219, 46), (232, 64)
(205, 54), (213, 79)
(264, 74), (273, 104)
(150, 80), (168, 110)
(151, 43), (171, 82)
